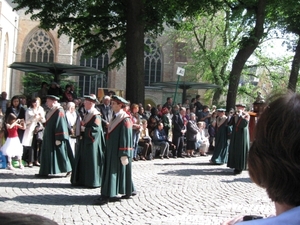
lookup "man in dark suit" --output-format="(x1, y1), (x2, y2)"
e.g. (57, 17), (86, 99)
(172, 107), (187, 158)
(99, 95), (113, 134)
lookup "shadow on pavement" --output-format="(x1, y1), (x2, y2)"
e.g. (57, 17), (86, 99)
(157, 168), (234, 176)
(221, 177), (252, 183)
(0, 181), (86, 189)
(9, 194), (98, 205)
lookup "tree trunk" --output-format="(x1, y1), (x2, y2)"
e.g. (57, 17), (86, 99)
(288, 36), (300, 92)
(226, 0), (267, 112)
(212, 88), (222, 106)
(125, 0), (145, 105)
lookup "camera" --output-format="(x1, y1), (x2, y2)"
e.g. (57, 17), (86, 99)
(243, 215), (263, 221)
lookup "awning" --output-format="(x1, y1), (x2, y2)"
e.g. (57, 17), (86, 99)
(9, 61), (104, 82)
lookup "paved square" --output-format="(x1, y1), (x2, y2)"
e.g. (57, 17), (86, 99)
(0, 156), (274, 224)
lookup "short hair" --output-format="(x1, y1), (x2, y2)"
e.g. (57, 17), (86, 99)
(67, 101), (75, 110)
(248, 92), (300, 206)
(130, 103), (139, 111)
(103, 95), (110, 101)
(196, 95), (200, 99)
(141, 119), (147, 125)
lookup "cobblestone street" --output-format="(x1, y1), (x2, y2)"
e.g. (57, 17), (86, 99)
(0, 155), (274, 225)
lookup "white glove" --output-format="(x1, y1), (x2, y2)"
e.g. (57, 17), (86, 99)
(81, 126), (85, 132)
(120, 156), (129, 166)
(55, 140), (61, 146)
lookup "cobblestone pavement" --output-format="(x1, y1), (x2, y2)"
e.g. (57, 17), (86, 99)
(0, 155), (274, 225)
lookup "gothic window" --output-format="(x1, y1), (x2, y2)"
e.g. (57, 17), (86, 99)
(79, 53), (108, 96)
(25, 29), (55, 62)
(144, 38), (162, 86)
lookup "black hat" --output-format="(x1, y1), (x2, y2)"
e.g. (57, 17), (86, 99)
(84, 95), (99, 103)
(111, 95), (128, 105)
(46, 95), (60, 101)
(217, 108), (226, 112)
(235, 103), (246, 108)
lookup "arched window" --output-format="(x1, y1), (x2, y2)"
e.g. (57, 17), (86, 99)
(79, 53), (108, 96)
(144, 38), (162, 86)
(25, 29), (54, 62)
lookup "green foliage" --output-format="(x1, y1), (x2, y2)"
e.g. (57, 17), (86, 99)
(12, 0), (215, 68)
(22, 73), (77, 98)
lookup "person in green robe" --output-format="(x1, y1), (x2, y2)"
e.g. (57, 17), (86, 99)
(71, 95), (105, 188)
(96, 95), (135, 205)
(210, 109), (230, 165)
(37, 95), (73, 177)
(227, 104), (250, 175)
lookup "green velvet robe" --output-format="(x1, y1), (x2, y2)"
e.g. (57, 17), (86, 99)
(227, 116), (250, 170)
(101, 110), (135, 197)
(39, 105), (73, 175)
(71, 108), (105, 188)
(210, 117), (230, 165)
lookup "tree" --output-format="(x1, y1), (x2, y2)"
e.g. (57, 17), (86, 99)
(13, 0), (212, 105)
(267, 0), (300, 91)
(225, 0), (267, 111)
(172, 3), (247, 106)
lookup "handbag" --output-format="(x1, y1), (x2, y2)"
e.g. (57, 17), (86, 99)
(34, 122), (44, 141)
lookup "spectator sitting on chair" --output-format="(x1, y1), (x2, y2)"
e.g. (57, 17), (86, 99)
(152, 122), (170, 159)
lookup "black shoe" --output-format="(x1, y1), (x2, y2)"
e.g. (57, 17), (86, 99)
(234, 169), (242, 175)
(178, 156), (185, 158)
(94, 196), (121, 205)
(121, 195), (132, 199)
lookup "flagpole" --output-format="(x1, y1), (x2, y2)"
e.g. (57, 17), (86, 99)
(173, 75), (180, 106)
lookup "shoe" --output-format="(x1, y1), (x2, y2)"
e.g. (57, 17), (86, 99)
(94, 196), (121, 205)
(132, 191), (137, 196)
(133, 157), (138, 161)
(178, 156), (185, 158)
(140, 156), (146, 161)
(20, 164), (24, 169)
(234, 169), (242, 175)
(160, 156), (164, 159)
(33, 162), (40, 167)
(7, 165), (15, 171)
(65, 171), (72, 177)
(164, 156), (169, 159)
(121, 195), (132, 199)
(191, 154), (196, 157)
(200, 153), (208, 156)
(28, 163), (33, 168)
(173, 156), (177, 159)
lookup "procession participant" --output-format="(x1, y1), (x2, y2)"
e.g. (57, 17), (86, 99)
(210, 109), (230, 165)
(71, 95), (104, 188)
(96, 95), (135, 205)
(36, 95), (73, 177)
(227, 104), (250, 175)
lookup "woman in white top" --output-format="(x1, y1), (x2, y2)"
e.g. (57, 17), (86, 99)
(196, 121), (210, 156)
(65, 101), (81, 157)
(22, 97), (46, 167)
